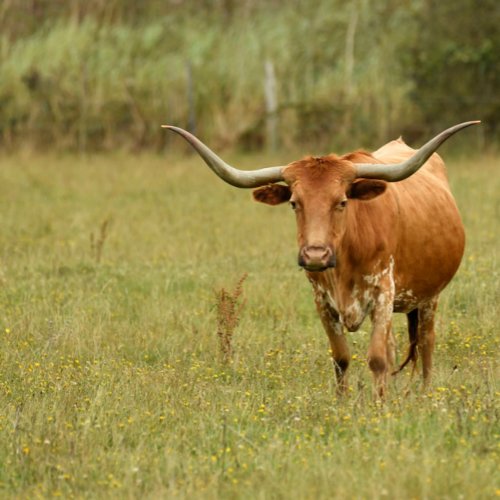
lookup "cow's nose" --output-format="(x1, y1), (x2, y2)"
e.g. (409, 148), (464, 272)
(298, 245), (336, 271)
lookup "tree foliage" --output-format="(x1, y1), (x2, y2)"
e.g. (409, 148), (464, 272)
(0, 0), (496, 151)
(399, 0), (499, 138)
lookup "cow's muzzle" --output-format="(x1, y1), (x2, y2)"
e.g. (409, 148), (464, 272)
(298, 245), (336, 272)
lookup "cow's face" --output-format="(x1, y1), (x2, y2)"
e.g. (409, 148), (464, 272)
(253, 156), (386, 272)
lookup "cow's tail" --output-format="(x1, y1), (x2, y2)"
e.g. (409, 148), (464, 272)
(392, 309), (418, 375)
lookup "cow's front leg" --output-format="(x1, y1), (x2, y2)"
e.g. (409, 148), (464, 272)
(367, 288), (394, 399)
(315, 297), (350, 394)
(327, 320), (351, 395)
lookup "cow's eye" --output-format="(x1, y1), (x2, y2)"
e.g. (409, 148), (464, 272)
(290, 200), (297, 210)
(337, 200), (348, 210)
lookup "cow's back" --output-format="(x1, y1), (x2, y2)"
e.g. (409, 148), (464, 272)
(374, 138), (449, 183)
(371, 138), (465, 311)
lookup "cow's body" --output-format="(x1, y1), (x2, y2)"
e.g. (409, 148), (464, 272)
(164, 121), (477, 397)
(288, 140), (465, 394)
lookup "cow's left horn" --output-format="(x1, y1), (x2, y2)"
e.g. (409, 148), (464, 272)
(355, 121), (481, 182)
(162, 125), (284, 188)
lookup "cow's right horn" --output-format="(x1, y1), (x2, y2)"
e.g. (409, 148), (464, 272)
(355, 121), (481, 182)
(162, 125), (285, 188)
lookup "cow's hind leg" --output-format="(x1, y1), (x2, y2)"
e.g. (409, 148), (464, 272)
(393, 309), (419, 376)
(418, 297), (438, 386)
(387, 325), (396, 372)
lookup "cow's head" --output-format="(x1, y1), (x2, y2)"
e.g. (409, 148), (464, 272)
(252, 155), (386, 271)
(163, 121), (479, 272)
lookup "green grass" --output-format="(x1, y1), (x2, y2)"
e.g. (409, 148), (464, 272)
(0, 152), (498, 498)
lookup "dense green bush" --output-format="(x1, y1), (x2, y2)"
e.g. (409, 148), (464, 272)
(398, 0), (499, 141)
(0, 0), (497, 152)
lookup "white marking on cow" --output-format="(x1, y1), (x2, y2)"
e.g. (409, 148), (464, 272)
(341, 257), (396, 331)
(312, 282), (338, 311)
(310, 281), (343, 335)
(396, 289), (415, 301)
(331, 320), (343, 336)
(363, 273), (378, 285)
(310, 256), (398, 334)
(394, 288), (418, 309)
(326, 290), (337, 310)
(419, 299), (437, 323)
(344, 300), (363, 329)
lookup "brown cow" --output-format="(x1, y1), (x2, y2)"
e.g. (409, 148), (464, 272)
(163, 121), (479, 396)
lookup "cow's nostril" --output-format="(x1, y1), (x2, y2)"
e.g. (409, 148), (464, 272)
(304, 246), (329, 260)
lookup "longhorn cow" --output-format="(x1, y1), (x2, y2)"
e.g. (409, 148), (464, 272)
(163, 121), (479, 396)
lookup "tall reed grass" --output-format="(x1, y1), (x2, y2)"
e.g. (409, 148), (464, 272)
(0, 0), (496, 152)
(0, 1), (418, 152)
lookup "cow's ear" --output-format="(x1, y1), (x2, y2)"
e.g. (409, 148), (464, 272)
(347, 179), (387, 200)
(253, 184), (291, 205)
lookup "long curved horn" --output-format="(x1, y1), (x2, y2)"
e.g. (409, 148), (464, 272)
(355, 121), (481, 182)
(162, 125), (284, 188)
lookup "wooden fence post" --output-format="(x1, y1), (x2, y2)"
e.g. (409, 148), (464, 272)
(264, 60), (278, 151)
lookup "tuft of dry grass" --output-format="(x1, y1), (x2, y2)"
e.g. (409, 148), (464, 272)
(215, 273), (247, 363)
(90, 217), (112, 264)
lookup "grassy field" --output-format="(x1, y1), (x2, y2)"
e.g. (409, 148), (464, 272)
(0, 150), (498, 498)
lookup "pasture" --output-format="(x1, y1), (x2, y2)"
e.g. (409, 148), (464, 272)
(0, 151), (498, 498)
